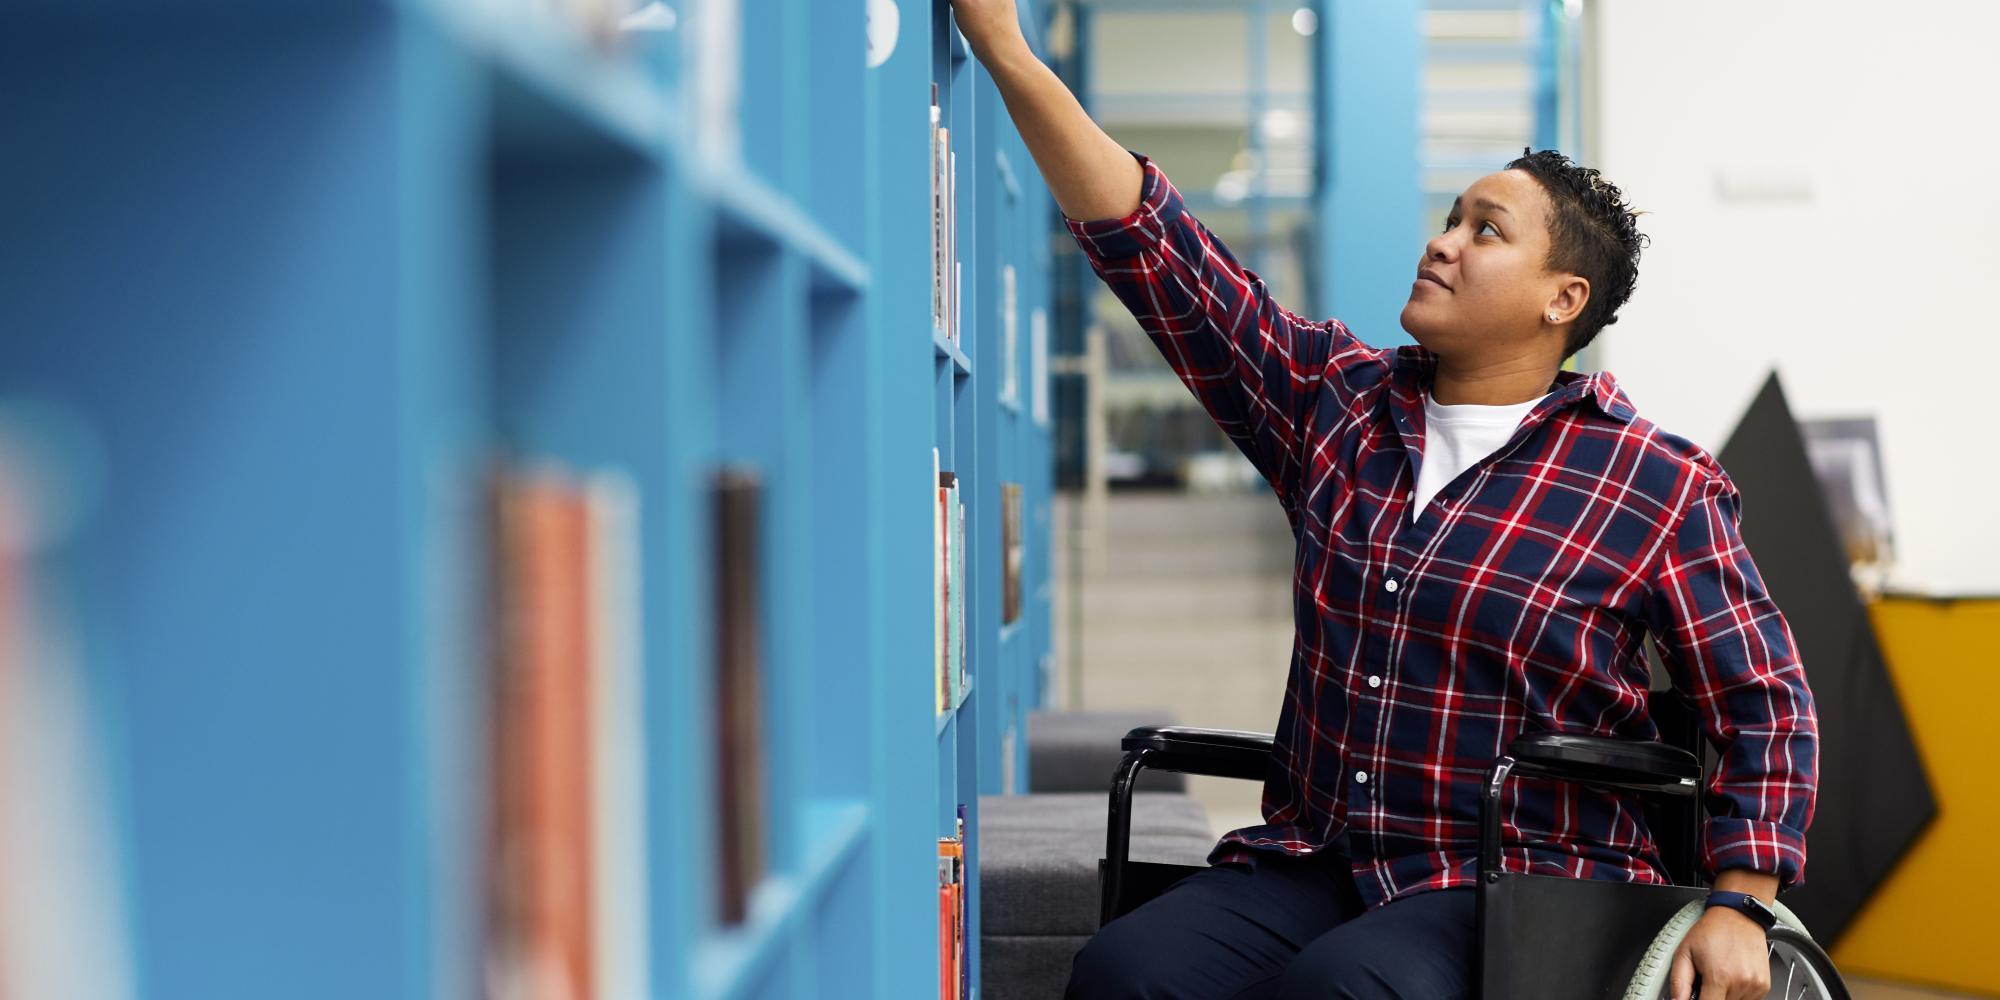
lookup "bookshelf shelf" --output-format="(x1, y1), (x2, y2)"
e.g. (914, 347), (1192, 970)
(935, 327), (975, 376)
(0, 0), (1053, 997)
(705, 166), (872, 295)
(936, 672), (978, 738)
(442, 1), (671, 159)
(692, 796), (872, 1000)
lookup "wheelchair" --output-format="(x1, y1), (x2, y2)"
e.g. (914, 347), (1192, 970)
(1095, 686), (1851, 999)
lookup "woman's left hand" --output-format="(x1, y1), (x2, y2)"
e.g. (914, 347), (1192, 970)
(1668, 908), (1770, 1000)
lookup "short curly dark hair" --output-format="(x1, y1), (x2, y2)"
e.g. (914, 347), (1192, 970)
(1504, 148), (1648, 360)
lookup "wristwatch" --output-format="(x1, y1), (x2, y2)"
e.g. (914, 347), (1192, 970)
(1704, 890), (1779, 931)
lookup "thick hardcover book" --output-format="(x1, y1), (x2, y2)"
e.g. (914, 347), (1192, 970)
(939, 835), (965, 1000)
(713, 466), (766, 926)
(489, 467), (597, 1000)
(938, 879), (953, 1000)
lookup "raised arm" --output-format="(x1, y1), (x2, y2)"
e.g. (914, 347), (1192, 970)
(950, 0), (1144, 224)
(953, 1), (1383, 507)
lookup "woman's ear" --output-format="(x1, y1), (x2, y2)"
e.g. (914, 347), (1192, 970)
(1546, 276), (1591, 325)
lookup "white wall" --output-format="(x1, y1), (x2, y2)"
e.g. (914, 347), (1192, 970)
(1592, 0), (2000, 594)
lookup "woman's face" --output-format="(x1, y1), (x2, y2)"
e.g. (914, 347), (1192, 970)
(1399, 169), (1584, 360)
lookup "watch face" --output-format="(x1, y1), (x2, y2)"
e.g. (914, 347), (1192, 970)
(1710, 892), (1778, 929)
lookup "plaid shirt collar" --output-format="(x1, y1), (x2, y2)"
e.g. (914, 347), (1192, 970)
(1387, 343), (1641, 427)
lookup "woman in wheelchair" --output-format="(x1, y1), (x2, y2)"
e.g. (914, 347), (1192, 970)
(948, 1), (1830, 996)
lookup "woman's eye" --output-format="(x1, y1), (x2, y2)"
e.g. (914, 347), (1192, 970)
(1441, 218), (1500, 237)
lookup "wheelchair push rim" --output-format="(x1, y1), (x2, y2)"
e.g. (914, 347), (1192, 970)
(1626, 907), (1850, 1000)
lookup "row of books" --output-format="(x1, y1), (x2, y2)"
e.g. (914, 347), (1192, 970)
(935, 448), (1034, 712)
(931, 85), (961, 346)
(939, 806), (967, 1000)
(485, 461), (650, 1000)
(936, 450), (968, 715)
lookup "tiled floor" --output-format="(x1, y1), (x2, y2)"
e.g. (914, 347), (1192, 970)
(1049, 490), (1989, 1000)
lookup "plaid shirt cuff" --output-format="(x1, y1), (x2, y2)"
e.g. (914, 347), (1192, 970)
(1702, 816), (1809, 891)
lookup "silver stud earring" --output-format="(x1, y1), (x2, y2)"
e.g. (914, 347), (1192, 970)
(1547, 313), (1558, 322)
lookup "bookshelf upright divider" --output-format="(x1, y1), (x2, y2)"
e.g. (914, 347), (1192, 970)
(0, 0), (1053, 996)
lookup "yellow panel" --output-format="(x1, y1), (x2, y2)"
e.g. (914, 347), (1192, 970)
(1826, 597), (2000, 996)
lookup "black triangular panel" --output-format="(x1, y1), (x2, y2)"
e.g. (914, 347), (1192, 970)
(1713, 371), (1936, 945)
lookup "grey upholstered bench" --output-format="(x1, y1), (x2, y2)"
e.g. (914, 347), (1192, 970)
(978, 710), (1218, 1000)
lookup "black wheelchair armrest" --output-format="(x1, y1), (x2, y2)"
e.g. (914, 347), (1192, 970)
(1506, 732), (1701, 795)
(1479, 732), (1702, 882)
(1101, 725), (1276, 925)
(1120, 725), (1275, 782)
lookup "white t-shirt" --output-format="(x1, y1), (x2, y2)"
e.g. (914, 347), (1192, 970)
(1410, 389), (1553, 523)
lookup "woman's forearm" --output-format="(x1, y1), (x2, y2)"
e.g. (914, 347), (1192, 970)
(973, 37), (1143, 223)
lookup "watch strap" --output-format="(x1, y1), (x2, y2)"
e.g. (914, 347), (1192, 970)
(1703, 889), (1777, 930)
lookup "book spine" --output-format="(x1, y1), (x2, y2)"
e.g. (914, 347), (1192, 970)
(937, 128), (951, 343)
(947, 484), (962, 709)
(933, 450), (943, 716)
(713, 467), (766, 927)
(954, 497), (966, 701)
(489, 466), (598, 1000)
(937, 478), (949, 715)
(948, 146), (958, 346)
(929, 97), (942, 332)
(588, 471), (648, 1000)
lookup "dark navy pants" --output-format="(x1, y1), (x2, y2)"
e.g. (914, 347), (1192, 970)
(1064, 848), (1477, 999)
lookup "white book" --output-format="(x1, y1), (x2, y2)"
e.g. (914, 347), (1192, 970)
(936, 126), (951, 338)
(934, 448), (945, 714)
(1031, 307), (1050, 426)
(587, 470), (650, 1000)
(947, 147), (958, 345)
(929, 105), (942, 331)
(1002, 264), (1018, 404)
(688, 0), (740, 159)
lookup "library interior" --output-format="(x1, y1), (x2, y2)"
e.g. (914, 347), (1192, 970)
(1, 0), (1995, 998)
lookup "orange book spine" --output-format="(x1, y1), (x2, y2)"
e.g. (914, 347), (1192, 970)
(939, 885), (953, 999)
(490, 470), (596, 1000)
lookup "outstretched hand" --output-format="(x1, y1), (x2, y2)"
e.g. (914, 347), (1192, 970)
(947, 0), (1025, 62)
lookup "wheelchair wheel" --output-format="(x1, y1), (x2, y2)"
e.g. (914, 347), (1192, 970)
(1624, 902), (1851, 1000)
(1760, 925), (1849, 1000)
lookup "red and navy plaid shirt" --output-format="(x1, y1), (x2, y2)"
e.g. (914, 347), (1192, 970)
(1065, 151), (1819, 910)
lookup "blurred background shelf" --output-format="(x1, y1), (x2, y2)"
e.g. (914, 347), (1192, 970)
(0, 0), (1052, 997)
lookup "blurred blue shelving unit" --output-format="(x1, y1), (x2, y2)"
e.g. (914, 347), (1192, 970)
(0, 0), (1052, 996)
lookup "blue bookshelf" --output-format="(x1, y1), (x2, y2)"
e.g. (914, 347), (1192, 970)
(0, 0), (1052, 997)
